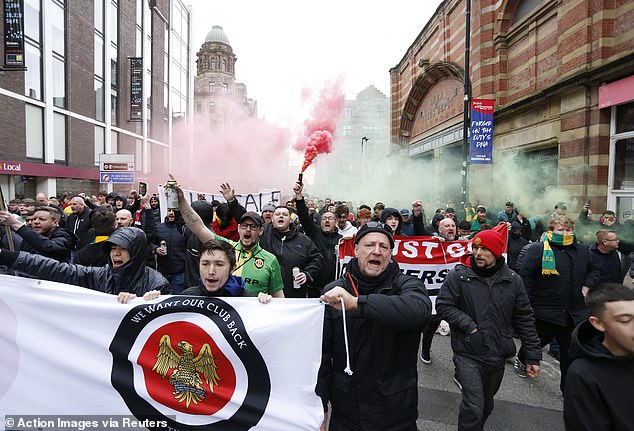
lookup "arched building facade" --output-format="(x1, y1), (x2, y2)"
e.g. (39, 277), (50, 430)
(390, 0), (634, 220)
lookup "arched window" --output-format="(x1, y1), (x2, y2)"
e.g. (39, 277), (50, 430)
(221, 59), (227, 72)
(512, 0), (544, 24)
(210, 57), (216, 70)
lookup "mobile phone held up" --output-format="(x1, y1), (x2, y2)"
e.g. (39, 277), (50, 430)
(138, 181), (147, 196)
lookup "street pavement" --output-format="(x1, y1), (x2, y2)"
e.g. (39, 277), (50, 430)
(416, 332), (565, 430)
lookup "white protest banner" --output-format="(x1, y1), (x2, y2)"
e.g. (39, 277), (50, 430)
(0, 276), (324, 430)
(156, 186), (281, 221)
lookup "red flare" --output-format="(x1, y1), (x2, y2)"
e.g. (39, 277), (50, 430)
(300, 129), (334, 172)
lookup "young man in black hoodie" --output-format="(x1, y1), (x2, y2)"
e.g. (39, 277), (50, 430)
(564, 282), (634, 431)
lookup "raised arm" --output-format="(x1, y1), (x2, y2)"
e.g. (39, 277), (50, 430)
(171, 174), (215, 244)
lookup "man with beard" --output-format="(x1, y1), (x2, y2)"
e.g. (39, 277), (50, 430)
(173, 178), (284, 297)
(293, 182), (342, 293)
(515, 215), (599, 394)
(437, 228), (541, 431)
(316, 222), (431, 430)
(0, 227), (170, 301)
(259, 204), (321, 298)
(0, 206), (73, 263)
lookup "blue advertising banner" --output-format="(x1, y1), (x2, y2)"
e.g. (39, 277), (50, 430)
(469, 99), (495, 164)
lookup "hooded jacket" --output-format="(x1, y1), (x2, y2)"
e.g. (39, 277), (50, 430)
(380, 207), (403, 235)
(0, 227), (170, 296)
(564, 320), (634, 431)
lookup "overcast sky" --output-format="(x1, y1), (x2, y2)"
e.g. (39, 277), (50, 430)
(187, 0), (443, 127)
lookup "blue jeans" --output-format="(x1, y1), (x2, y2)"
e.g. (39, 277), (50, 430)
(165, 272), (185, 294)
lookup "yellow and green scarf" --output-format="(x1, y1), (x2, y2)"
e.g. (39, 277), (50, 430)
(541, 231), (575, 275)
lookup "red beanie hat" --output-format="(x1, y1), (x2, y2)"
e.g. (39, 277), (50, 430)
(472, 229), (505, 259)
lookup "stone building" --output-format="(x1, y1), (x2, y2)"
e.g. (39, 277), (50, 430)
(194, 25), (257, 130)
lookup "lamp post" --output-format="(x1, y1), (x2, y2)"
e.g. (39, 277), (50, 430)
(361, 136), (369, 188)
(461, 0), (472, 210)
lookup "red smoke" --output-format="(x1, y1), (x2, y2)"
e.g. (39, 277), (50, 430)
(295, 78), (345, 173)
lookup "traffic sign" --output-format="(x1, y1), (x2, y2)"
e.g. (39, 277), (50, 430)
(100, 171), (135, 184)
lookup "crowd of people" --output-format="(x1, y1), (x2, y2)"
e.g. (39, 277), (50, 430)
(1, 181), (633, 431)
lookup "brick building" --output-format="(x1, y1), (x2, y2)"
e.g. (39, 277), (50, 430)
(0, 0), (193, 199)
(390, 0), (634, 220)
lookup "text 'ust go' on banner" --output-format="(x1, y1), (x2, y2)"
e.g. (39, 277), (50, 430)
(0, 276), (325, 430)
(337, 224), (508, 312)
(469, 99), (495, 164)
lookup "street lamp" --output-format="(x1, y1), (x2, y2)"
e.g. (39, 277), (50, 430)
(361, 137), (369, 186)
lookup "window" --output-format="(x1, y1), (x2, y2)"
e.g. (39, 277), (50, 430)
(209, 82), (215, 93)
(616, 101), (634, 134)
(111, 88), (118, 126)
(25, 104), (44, 159)
(223, 83), (228, 94)
(52, 56), (65, 108)
(211, 58), (216, 70)
(94, 0), (103, 33)
(221, 59), (226, 71)
(24, 42), (41, 99)
(95, 78), (104, 121)
(51, 2), (64, 55)
(512, 0), (545, 24)
(614, 138), (634, 189)
(94, 126), (104, 165)
(94, 36), (103, 77)
(24, 0), (41, 41)
(53, 112), (67, 161)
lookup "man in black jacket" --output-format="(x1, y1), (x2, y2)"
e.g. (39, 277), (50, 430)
(66, 196), (92, 250)
(437, 228), (541, 431)
(0, 206), (73, 263)
(293, 182), (341, 293)
(516, 215), (599, 393)
(316, 222), (431, 431)
(259, 205), (322, 298)
(564, 282), (634, 431)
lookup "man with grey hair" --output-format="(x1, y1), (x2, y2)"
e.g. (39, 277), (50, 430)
(67, 196), (92, 251)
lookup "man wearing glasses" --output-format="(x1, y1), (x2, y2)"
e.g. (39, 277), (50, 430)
(589, 230), (624, 284)
(316, 221), (431, 431)
(172, 179), (284, 298)
(293, 182), (342, 293)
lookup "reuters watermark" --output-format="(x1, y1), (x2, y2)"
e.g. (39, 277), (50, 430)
(3, 415), (174, 431)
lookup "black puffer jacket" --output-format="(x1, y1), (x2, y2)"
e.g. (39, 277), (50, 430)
(436, 260), (542, 365)
(295, 197), (341, 290)
(0, 227), (170, 296)
(316, 260), (431, 430)
(518, 240), (599, 326)
(259, 223), (322, 298)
